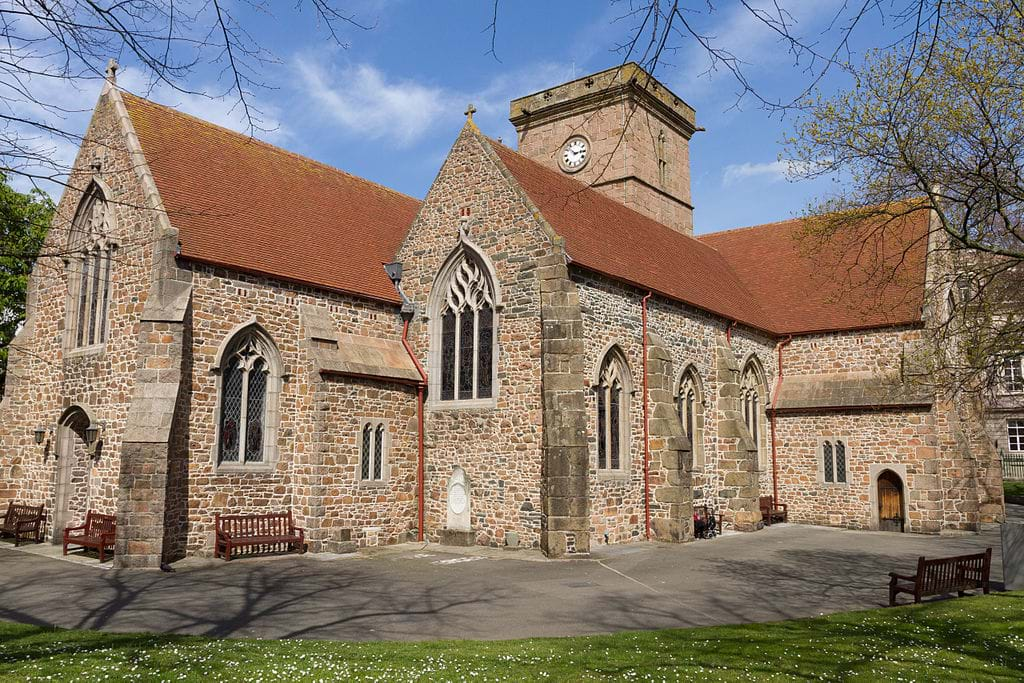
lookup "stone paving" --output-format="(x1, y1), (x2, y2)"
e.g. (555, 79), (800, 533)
(0, 522), (1006, 642)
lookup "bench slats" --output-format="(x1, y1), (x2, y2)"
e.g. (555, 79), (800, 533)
(889, 548), (991, 606)
(214, 511), (305, 561)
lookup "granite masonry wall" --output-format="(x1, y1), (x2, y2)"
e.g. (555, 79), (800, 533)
(393, 123), (553, 550)
(0, 86), (157, 541)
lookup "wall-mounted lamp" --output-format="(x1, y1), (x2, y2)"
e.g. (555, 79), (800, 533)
(33, 426), (48, 445)
(85, 422), (103, 456)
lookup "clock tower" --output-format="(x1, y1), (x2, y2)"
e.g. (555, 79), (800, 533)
(509, 63), (697, 236)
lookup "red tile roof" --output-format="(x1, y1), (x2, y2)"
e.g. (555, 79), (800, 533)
(488, 140), (777, 331)
(699, 211), (929, 334)
(122, 93), (420, 304)
(122, 93), (927, 335)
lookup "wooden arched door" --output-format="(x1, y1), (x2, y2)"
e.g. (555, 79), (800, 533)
(877, 470), (905, 532)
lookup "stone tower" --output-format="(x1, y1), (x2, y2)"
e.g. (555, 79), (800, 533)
(510, 63), (697, 236)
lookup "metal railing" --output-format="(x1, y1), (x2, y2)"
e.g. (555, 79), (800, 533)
(1003, 454), (1024, 481)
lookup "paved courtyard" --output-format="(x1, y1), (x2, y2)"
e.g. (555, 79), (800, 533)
(0, 522), (1005, 642)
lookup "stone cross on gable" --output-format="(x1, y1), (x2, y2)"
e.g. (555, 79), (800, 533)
(105, 58), (119, 84)
(464, 103), (477, 119)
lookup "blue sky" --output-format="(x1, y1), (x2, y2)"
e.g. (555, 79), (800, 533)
(48, 1), (884, 234)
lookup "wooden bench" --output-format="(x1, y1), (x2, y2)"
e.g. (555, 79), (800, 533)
(63, 511), (117, 562)
(889, 548), (992, 606)
(0, 502), (45, 546)
(215, 511), (305, 561)
(760, 496), (788, 526)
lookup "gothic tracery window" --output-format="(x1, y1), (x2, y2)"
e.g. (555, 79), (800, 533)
(822, 439), (848, 484)
(67, 184), (116, 349)
(740, 358), (767, 468)
(596, 349), (630, 470)
(677, 365), (705, 467)
(433, 245), (498, 404)
(217, 327), (279, 466)
(360, 421), (387, 481)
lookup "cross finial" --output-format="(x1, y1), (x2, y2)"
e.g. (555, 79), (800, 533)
(464, 103), (477, 119)
(105, 58), (119, 84)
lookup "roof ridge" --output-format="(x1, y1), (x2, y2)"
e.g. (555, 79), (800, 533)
(699, 215), (804, 239)
(120, 90), (422, 204)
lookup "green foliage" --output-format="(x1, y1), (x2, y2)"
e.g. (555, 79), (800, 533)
(0, 591), (1022, 681)
(1005, 480), (1024, 498)
(0, 175), (54, 394)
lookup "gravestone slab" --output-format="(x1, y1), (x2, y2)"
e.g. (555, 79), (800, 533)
(1002, 520), (1024, 590)
(442, 467), (475, 546)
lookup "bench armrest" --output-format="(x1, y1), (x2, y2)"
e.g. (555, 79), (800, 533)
(889, 572), (917, 581)
(100, 531), (116, 544)
(64, 523), (87, 534)
(776, 503), (788, 512)
(293, 526), (306, 538)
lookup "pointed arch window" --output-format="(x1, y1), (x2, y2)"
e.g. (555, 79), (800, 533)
(66, 183), (117, 349)
(596, 349), (630, 470)
(676, 365), (705, 468)
(360, 420), (388, 482)
(430, 240), (499, 407)
(740, 358), (767, 469)
(215, 326), (282, 467)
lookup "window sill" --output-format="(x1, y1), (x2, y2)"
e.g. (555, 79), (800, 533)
(820, 481), (850, 488)
(214, 463), (276, 475)
(357, 479), (389, 488)
(66, 343), (106, 359)
(427, 398), (498, 411)
(594, 470), (631, 482)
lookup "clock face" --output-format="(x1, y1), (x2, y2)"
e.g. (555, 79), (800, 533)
(560, 136), (589, 172)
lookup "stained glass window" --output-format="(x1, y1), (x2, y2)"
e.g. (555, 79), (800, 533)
(68, 186), (115, 349)
(441, 310), (456, 401)
(360, 424), (372, 480)
(245, 359), (267, 462)
(609, 382), (621, 470)
(835, 440), (847, 483)
(374, 424), (385, 479)
(823, 441), (834, 483)
(219, 359), (243, 463)
(477, 304), (493, 399)
(217, 328), (276, 466)
(436, 251), (497, 403)
(458, 309), (475, 400)
(597, 351), (628, 470)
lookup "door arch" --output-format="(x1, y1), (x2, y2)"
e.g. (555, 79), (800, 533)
(876, 469), (906, 533)
(52, 405), (94, 542)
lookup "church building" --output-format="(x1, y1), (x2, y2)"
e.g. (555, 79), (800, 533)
(0, 63), (1005, 567)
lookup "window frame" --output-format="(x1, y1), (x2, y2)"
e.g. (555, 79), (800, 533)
(1008, 420), (1024, 453)
(1001, 356), (1024, 394)
(427, 234), (502, 411)
(64, 181), (117, 356)
(675, 364), (706, 468)
(358, 419), (390, 484)
(818, 437), (850, 486)
(740, 356), (768, 470)
(594, 345), (632, 477)
(211, 321), (283, 471)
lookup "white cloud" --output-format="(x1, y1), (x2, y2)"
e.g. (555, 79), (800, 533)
(722, 159), (805, 185)
(295, 59), (446, 147)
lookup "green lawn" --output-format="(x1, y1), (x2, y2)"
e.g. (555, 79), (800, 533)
(1005, 480), (1024, 498)
(1, 592), (1022, 681)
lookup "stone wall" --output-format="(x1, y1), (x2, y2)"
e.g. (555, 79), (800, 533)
(0, 85), (157, 541)
(393, 122), (553, 549)
(574, 269), (776, 542)
(178, 263), (408, 555)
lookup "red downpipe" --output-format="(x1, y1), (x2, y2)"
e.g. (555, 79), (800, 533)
(641, 292), (652, 541)
(401, 317), (429, 542)
(769, 335), (793, 507)
(726, 320), (737, 346)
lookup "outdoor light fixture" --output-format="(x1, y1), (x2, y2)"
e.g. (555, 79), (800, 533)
(33, 426), (47, 445)
(84, 422), (103, 456)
